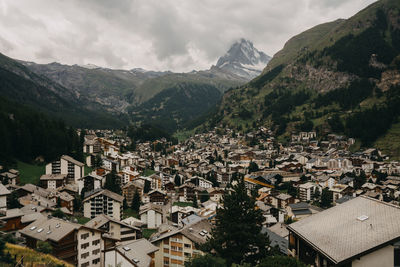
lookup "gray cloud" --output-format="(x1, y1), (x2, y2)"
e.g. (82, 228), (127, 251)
(0, 0), (377, 72)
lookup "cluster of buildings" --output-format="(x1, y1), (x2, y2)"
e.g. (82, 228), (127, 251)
(0, 127), (400, 266)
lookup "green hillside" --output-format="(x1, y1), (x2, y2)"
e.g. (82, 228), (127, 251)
(200, 0), (400, 158)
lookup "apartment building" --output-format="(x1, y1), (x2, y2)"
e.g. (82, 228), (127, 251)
(85, 214), (141, 242)
(83, 189), (124, 220)
(20, 217), (103, 267)
(298, 182), (316, 202)
(150, 219), (212, 266)
(46, 155), (85, 184)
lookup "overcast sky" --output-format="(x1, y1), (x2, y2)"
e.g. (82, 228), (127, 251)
(0, 0), (377, 72)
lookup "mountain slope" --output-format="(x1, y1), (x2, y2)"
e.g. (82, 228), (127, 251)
(0, 53), (125, 128)
(130, 82), (222, 132)
(203, 0), (400, 158)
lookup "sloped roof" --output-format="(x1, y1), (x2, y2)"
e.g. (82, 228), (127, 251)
(0, 183), (11, 195)
(115, 238), (158, 267)
(288, 196), (400, 264)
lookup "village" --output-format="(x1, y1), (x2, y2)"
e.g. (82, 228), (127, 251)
(0, 126), (400, 267)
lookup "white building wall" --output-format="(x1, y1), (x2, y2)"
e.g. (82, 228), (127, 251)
(77, 228), (103, 267)
(352, 245), (393, 267)
(105, 250), (133, 267)
(0, 195), (7, 210)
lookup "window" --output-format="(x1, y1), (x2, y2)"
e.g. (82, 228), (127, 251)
(81, 262), (89, 267)
(92, 239), (100, 246)
(184, 252), (191, 257)
(184, 243), (191, 249)
(81, 233), (89, 240)
(81, 252), (89, 259)
(92, 258), (100, 264)
(93, 249), (100, 255)
(81, 243), (89, 249)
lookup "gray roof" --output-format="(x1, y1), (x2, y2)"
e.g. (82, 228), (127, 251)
(115, 239), (158, 267)
(261, 228), (288, 254)
(288, 196), (400, 264)
(0, 183), (11, 195)
(61, 155), (84, 167)
(150, 219), (212, 245)
(335, 195), (355, 204)
(84, 188), (124, 203)
(85, 214), (140, 231)
(20, 217), (81, 242)
(288, 202), (309, 210)
(40, 174), (67, 180)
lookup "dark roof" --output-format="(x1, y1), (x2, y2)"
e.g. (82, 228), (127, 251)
(288, 202), (309, 210)
(261, 228), (288, 254)
(335, 195), (355, 204)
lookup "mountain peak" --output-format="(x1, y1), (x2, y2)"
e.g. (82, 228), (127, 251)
(215, 38), (271, 80)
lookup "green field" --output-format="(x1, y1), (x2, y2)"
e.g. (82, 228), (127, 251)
(374, 122), (400, 160)
(142, 169), (155, 176)
(123, 208), (139, 219)
(16, 161), (45, 185)
(142, 228), (157, 239)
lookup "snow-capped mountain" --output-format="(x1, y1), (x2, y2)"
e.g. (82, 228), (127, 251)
(215, 38), (271, 80)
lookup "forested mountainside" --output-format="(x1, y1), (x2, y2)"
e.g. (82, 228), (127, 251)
(200, 0), (400, 158)
(0, 53), (126, 129)
(0, 96), (82, 166)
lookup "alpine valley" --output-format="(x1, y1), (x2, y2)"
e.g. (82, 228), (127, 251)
(1, 0), (400, 159)
(0, 38), (268, 131)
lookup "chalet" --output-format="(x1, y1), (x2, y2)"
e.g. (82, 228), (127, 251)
(85, 214), (141, 242)
(83, 134), (101, 154)
(39, 174), (67, 189)
(150, 219), (212, 266)
(20, 217), (104, 266)
(147, 189), (167, 205)
(0, 183), (10, 211)
(329, 184), (352, 203)
(139, 203), (163, 229)
(178, 184), (200, 202)
(0, 170), (19, 185)
(288, 196), (400, 267)
(104, 238), (158, 267)
(122, 180), (144, 207)
(78, 174), (105, 194)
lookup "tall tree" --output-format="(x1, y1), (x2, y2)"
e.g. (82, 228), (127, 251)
(104, 171), (122, 195)
(174, 174), (181, 186)
(144, 180), (151, 194)
(131, 189), (141, 214)
(192, 194), (199, 208)
(248, 161), (259, 173)
(203, 178), (269, 266)
(320, 188), (332, 208)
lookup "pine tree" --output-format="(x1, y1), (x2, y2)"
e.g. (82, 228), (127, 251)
(144, 180), (151, 194)
(131, 189), (141, 214)
(192, 194), (198, 208)
(174, 174), (181, 186)
(104, 171), (122, 195)
(203, 177), (269, 266)
(320, 188), (332, 208)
